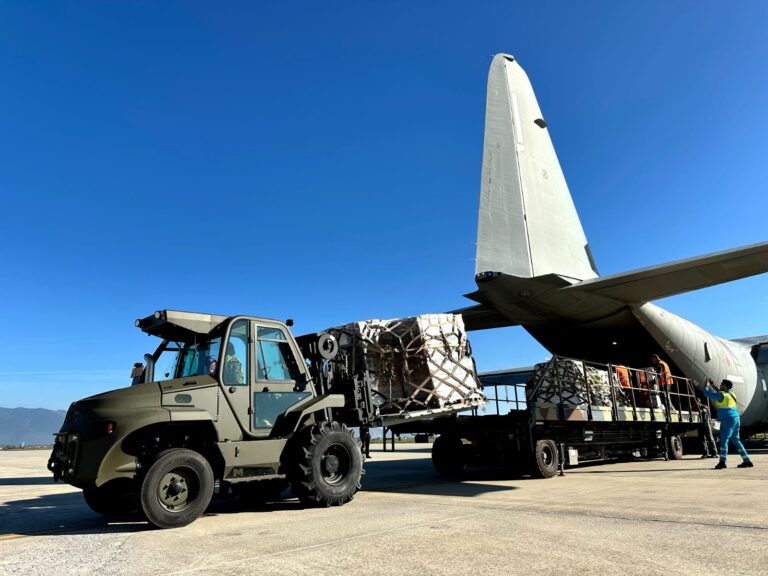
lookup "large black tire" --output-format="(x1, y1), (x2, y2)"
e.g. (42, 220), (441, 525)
(288, 421), (362, 507)
(139, 448), (214, 529)
(530, 439), (559, 478)
(83, 478), (137, 517)
(431, 434), (466, 478)
(668, 434), (684, 460)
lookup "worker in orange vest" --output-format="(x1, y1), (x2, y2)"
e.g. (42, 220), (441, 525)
(614, 364), (632, 406)
(614, 365), (631, 388)
(651, 354), (675, 409)
(651, 354), (673, 385)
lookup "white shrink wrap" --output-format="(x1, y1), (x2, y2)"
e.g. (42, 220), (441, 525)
(299, 314), (485, 424)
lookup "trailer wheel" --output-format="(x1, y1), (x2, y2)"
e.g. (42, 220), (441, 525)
(288, 421), (362, 507)
(83, 478), (137, 517)
(139, 448), (214, 529)
(431, 434), (466, 478)
(667, 434), (684, 460)
(530, 439), (559, 479)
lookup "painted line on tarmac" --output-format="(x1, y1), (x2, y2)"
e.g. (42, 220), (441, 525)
(0, 533), (25, 541)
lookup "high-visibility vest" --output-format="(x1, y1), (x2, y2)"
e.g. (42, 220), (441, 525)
(714, 391), (737, 410)
(638, 370), (650, 394)
(657, 360), (673, 386)
(615, 365), (630, 388)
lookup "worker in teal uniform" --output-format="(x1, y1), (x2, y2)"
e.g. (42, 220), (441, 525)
(701, 379), (753, 469)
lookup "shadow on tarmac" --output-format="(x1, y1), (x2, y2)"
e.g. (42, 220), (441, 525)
(0, 476), (55, 486)
(1, 460), (517, 537)
(0, 490), (147, 537)
(361, 456), (528, 497)
(570, 467), (703, 474)
(0, 489), (314, 537)
(373, 446), (433, 454)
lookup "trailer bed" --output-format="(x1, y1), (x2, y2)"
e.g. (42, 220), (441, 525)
(393, 356), (707, 476)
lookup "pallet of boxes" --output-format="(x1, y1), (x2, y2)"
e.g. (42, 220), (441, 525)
(298, 314), (485, 427)
(528, 358), (636, 422)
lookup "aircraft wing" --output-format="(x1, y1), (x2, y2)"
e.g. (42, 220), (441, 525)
(453, 304), (518, 331)
(563, 241), (768, 304)
(730, 334), (768, 347)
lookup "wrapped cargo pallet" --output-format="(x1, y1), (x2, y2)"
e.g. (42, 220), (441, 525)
(297, 314), (485, 426)
(528, 357), (633, 410)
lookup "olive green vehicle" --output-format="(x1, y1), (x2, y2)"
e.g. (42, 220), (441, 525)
(48, 310), (363, 529)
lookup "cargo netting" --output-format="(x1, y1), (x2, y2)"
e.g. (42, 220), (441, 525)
(529, 358), (634, 408)
(298, 314), (485, 426)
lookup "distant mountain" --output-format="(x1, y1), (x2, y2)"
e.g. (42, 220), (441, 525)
(0, 407), (66, 446)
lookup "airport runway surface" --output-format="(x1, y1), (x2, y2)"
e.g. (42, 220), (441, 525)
(1, 444), (766, 576)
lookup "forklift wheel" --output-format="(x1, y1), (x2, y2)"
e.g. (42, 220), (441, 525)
(530, 439), (559, 479)
(288, 421), (362, 507)
(139, 448), (214, 529)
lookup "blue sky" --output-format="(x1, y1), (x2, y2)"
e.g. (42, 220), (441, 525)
(1, 1), (767, 409)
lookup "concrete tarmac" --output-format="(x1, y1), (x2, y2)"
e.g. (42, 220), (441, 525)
(1, 444), (766, 576)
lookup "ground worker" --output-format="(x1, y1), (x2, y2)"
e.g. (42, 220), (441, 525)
(613, 364), (633, 406)
(701, 378), (753, 469)
(360, 425), (371, 458)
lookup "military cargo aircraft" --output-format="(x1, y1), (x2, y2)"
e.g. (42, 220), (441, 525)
(459, 54), (768, 432)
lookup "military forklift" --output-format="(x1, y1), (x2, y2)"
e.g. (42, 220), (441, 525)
(48, 310), (365, 529)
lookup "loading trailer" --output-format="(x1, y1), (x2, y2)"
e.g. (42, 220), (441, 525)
(393, 356), (704, 478)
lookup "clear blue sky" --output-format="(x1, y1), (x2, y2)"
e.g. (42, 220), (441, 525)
(1, 1), (767, 409)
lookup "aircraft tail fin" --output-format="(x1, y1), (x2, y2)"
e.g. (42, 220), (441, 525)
(476, 54), (599, 282)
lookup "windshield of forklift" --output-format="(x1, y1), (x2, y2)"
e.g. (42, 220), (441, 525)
(154, 337), (222, 381)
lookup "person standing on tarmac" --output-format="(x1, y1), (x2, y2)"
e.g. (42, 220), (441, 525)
(701, 379), (753, 469)
(359, 425), (371, 458)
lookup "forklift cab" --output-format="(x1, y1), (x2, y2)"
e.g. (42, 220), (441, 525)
(135, 310), (314, 437)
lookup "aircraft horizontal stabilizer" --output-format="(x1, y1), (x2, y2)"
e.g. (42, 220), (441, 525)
(730, 334), (768, 347)
(453, 304), (518, 331)
(564, 241), (768, 304)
